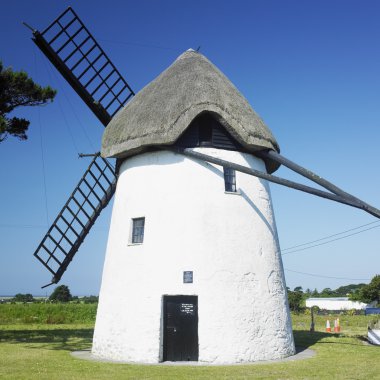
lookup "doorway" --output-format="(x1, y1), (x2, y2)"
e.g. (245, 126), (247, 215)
(163, 295), (198, 361)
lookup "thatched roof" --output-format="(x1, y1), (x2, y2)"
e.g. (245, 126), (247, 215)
(102, 50), (280, 170)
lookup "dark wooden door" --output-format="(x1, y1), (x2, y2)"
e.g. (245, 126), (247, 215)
(163, 295), (198, 361)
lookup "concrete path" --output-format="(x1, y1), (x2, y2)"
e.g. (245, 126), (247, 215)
(71, 347), (315, 366)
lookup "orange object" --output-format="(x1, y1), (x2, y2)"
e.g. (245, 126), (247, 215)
(326, 319), (331, 332)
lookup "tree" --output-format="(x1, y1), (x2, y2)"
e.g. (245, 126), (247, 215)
(311, 288), (319, 297)
(335, 283), (366, 297)
(82, 295), (99, 304)
(49, 285), (72, 303)
(0, 61), (56, 142)
(350, 275), (380, 304)
(287, 289), (303, 312)
(320, 287), (337, 297)
(13, 293), (34, 303)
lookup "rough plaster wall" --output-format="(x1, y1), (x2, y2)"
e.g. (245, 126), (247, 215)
(92, 149), (295, 363)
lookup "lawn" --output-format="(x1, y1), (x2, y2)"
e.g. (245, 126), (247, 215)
(0, 305), (379, 379)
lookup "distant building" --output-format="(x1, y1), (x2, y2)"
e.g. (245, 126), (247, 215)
(306, 297), (373, 310)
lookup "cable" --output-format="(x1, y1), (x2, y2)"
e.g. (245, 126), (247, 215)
(42, 58), (81, 154)
(0, 223), (108, 230)
(282, 219), (380, 252)
(0, 224), (47, 229)
(281, 223), (380, 256)
(34, 48), (50, 227)
(46, 62), (96, 151)
(98, 38), (179, 52)
(284, 268), (370, 281)
(37, 106), (50, 226)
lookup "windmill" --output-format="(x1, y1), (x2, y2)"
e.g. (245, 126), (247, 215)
(26, 8), (380, 363)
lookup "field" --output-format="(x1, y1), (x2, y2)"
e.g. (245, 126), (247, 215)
(0, 304), (379, 379)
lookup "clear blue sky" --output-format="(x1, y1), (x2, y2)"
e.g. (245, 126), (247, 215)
(1, 0), (379, 296)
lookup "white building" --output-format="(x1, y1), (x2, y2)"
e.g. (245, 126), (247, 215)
(306, 297), (370, 310)
(92, 50), (295, 363)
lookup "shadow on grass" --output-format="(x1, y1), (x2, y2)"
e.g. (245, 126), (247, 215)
(293, 330), (329, 352)
(294, 330), (370, 349)
(1, 327), (370, 354)
(0, 328), (93, 351)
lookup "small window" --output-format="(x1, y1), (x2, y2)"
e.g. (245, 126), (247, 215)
(131, 217), (145, 244)
(198, 124), (213, 145)
(224, 167), (236, 192)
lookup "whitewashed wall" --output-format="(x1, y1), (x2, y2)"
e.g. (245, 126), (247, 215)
(92, 148), (295, 363)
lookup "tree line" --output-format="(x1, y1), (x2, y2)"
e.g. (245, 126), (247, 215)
(4, 275), (379, 310)
(3, 285), (98, 304)
(287, 275), (380, 312)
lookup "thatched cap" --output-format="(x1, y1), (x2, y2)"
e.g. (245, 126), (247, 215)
(102, 50), (280, 169)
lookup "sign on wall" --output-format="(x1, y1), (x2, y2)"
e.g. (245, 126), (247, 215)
(183, 271), (193, 283)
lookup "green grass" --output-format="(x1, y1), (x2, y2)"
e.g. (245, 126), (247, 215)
(0, 303), (97, 324)
(0, 304), (379, 379)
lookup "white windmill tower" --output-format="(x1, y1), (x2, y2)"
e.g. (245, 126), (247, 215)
(93, 49), (294, 363)
(27, 7), (380, 364)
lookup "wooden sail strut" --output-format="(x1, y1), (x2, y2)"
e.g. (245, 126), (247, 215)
(172, 148), (380, 219)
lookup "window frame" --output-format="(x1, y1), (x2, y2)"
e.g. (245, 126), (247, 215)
(130, 217), (145, 244)
(223, 167), (237, 193)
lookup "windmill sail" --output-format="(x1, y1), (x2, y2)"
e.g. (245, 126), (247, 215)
(26, 8), (136, 286)
(30, 7), (134, 126)
(33, 155), (117, 287)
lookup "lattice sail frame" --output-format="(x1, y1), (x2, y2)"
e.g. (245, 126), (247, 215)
(26, 7), (136, 286)
(32, 6), (134, 126)
(33, 156), (117, 287)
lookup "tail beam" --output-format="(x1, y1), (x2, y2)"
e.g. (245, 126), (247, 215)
(171, 148), (380, 219)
